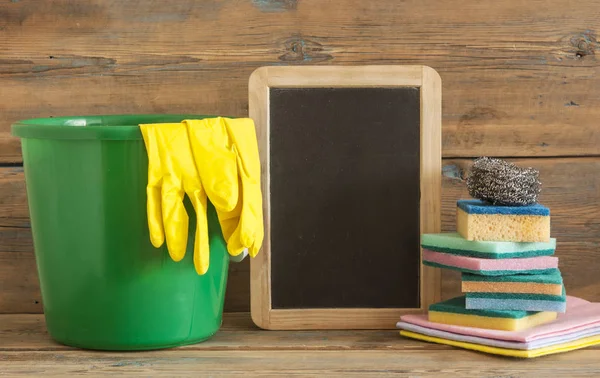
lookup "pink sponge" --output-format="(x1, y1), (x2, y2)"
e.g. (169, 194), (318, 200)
(422, 249), (558, 276)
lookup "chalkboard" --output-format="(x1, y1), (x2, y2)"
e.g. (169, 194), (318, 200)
(270, 86), (421, 309)
(249, 66), (442, 330)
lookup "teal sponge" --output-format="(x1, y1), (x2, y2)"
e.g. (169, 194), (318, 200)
(462, 269), (563, 284)
(421, 232), (556, 259)
(430, 296), (538, 319)
(465, 287), (567, 313)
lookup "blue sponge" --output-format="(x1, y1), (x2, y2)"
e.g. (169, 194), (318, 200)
(457, 199), (550, 216)
(465, 287), (567, 313)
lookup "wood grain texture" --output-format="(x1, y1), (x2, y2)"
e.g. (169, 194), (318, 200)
(1, 314), (600, 376)
(263, 65), (424, 87)
(0, 249), (251, 315)
(2, 157), (600, 314)
(4, 350), (600, 377)
(249, 66), (441, 330)
(0, 167), (29, 224)
(2, 0), (600, 162)
(440, 157), (600, 301)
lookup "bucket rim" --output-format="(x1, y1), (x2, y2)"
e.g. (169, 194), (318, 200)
(11, 114), (224, 140)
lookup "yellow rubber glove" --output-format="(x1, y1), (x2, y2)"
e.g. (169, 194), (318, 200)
(213, 178), (249, 257)
(183, 118), (242, 257)
(222, 117), (264, 257)
(184, 117), (264, 258)
(139, 122), (210, 275)
(183, 117), (239, 213)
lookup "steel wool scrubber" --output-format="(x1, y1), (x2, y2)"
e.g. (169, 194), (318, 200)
(466, 157), (542, 206)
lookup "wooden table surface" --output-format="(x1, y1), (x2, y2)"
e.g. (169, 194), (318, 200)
(2, 313), (600, 376)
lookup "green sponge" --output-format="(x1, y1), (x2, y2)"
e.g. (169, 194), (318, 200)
(421, 232), (556, 259)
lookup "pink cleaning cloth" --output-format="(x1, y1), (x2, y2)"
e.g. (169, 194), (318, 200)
(399, 296), (600, 343)
(423, 249), (558, 274)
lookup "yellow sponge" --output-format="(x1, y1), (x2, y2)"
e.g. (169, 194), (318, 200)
(462, 281), (563, 295)
(456, 200), (550, 242)
(428, 296), (557, 331)
(429, 310), (557, 331)
(461, 270), (564, 296)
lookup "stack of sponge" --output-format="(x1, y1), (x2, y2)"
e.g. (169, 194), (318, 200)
(422, 198), (566, 315)
(397, 158), (600, 357)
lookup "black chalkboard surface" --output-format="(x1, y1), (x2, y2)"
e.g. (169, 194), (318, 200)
(249, 66), (442, 330)
(270, 87), (421, 309)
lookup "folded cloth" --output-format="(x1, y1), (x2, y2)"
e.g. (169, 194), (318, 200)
(397, 322), (600, 350)
(399, 330), (600, 358)
(399, 296), (598, 343)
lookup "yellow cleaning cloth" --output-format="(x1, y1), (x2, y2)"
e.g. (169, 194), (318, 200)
(400, 330), (600, 358)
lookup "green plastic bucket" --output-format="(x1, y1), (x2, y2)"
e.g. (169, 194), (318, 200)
(11, 114), (230, 350)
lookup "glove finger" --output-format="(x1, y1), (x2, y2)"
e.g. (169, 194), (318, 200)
(168, 120), (211, 275)
(250, 196), (264, 257)
(218, 213), (239, 246)
(216, 196), (247, 257)
(228, 216), (261, 258)
(220, 216), (247, 257)
(226, 233), (248, 257)
(140, 124), (165, 248)
(231, 211), (254, 251)
(215, 179), (242, 238)
(185, 118), (239, 213)
(248, 219), (264, 258)
(231, 152), (261, 249)
(215, 202), (247, 257)
(190, 190), (210, 275)
(223, 118), (264, 253)
(162, 179), (188, 262)
(146, 186), (164, 248)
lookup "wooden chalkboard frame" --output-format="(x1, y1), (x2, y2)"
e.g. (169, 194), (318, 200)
(249, 65), (442, 330)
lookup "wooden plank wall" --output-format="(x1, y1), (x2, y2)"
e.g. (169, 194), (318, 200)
(1, 0), (599, 313)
